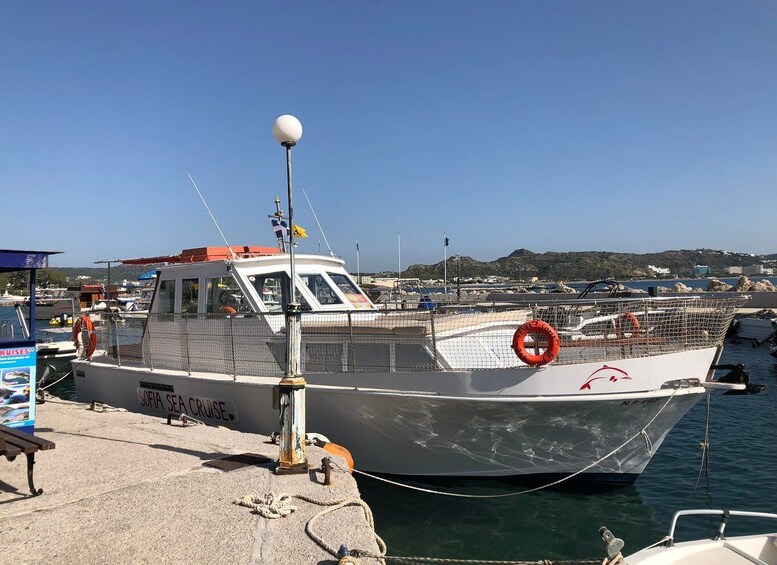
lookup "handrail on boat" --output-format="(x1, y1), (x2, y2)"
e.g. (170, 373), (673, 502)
(665, 509), (777, 546)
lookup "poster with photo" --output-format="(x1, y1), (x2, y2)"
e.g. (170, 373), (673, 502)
(0, 345), (36, 428)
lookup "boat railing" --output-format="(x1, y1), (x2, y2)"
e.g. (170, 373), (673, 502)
(90, 295), (745, 377)
(664, 509), (777, 546)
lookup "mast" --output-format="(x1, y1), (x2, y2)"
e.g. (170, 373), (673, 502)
(444, 232), (448, 295)
(356, 241), (361, 285)
(397, 233), (401, 291)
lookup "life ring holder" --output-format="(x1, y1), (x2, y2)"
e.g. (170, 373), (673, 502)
(615, 312), (640, 338)
(72, 315), (97, 359)
(511, 320), (560, 366)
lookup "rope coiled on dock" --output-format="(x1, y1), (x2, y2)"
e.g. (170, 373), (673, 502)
(234, 492), (388, 562)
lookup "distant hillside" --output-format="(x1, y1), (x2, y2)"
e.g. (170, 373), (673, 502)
(19, 248), (776, 288)
(404, 249), (777, 281)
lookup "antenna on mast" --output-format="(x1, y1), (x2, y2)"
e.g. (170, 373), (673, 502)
(269, 196), (288, 253)
(188, 173), (236, 259)
(302, 188), (333, 256)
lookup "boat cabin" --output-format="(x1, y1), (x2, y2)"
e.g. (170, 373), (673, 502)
(123, 246), (374, 315)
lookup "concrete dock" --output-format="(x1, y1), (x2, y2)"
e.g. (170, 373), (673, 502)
(0, 398), (383, 564)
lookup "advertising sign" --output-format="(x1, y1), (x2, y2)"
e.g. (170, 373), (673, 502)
(0, 344), (36, 431)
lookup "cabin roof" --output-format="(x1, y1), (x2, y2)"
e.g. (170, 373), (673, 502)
(119, 245), (280, 265)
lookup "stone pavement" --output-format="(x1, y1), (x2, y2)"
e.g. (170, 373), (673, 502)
(0, 398), (383, 564)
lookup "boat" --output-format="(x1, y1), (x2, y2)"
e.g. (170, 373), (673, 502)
(36, 330), (77, 384)
(734, 309), (777, 340)
(621, 509), (777, 563)
(4, 303), (78, 385)
(20, 284), (109, 322)
(21, 288), (76, 320)
(67, 238), (762, 480)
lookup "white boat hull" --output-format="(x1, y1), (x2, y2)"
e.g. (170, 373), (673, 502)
(736, 317), (777, 340)
(23, 300), (76, 321)
(36, 341), (77, 383)
(627, 533), (777, 564)
(72, 353), (706, 479)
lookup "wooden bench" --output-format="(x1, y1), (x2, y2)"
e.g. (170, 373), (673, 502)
(1, 424), (56, 497)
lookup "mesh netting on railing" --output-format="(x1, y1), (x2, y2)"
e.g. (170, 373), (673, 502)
(91, 295), (744, 376)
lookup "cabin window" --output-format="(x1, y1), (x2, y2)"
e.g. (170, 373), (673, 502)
(250, 272), (310, 312)
(158, 280), (176, 314)
(300, 274), (342, 306)
(327, 272), (371, 309)
(181, 278), (199, 314)
(205, 277), (248, 314)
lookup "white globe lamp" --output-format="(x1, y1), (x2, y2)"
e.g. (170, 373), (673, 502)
(273, 115), (303, 147)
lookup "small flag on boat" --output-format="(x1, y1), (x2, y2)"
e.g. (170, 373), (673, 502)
(444, 236), (449, 247)
(293, 224), (308, 238)
(271, 218), (288, 238)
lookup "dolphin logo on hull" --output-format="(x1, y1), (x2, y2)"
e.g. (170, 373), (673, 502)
(580, 365), (632, 391)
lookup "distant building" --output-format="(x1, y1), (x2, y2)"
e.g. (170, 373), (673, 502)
(728, 265), (774, 276)
(692, 265), (710, 277)
(743, 265), (765, 276)
(647, 265), (671, 276)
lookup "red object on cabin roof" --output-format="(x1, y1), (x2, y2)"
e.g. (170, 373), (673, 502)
(119, 246), (280, 265)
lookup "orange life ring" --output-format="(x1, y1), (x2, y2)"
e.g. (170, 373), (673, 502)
(220, 306), (237, 317)
(615, 312), (640, 337)
(72, 315), (97, 358)
(512, 320), (560, 366)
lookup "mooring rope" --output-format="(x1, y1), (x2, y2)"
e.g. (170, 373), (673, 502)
(692, 391), (712, 493)
(332, 386), (681, 499)
(234, 492), (614, 565)
(374, 557), (606, 564)
(234, 492), (388, 561)
(39, 368), (73, 391)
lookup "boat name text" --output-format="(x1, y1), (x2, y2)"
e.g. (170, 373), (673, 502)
(136, 388), (238, 423)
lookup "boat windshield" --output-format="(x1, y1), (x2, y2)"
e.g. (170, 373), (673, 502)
(249, 272), (311, 312)
(300, 273), (342, 306)
(327, 272), (372, 309)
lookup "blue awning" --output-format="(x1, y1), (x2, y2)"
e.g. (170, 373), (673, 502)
(0, 249), (62, 272)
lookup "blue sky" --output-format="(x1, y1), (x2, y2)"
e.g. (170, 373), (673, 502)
(1, 2), (776, 271)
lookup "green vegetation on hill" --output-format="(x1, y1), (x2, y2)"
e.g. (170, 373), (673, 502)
(404, 249), (777, 281)
(2, 249), (773, 292)
(1, 265), (151, 292)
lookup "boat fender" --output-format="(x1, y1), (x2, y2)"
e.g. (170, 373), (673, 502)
(306, 432), (331, 446)
(322, 442), (355, 473)
(72, 315), (97, 359)
(615, 311), (640, 337)
(511, 320), (560, 366)
(220, 306), (237, 317)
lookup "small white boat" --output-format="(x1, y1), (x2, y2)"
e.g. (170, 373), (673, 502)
(624, 509), (777, 564)
(22, 289), (76, 320)
(36, 332), (77, 384)
(734, 310), (777, 341)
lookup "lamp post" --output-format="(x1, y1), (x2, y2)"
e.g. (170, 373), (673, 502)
(273, 114), (308, 474)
